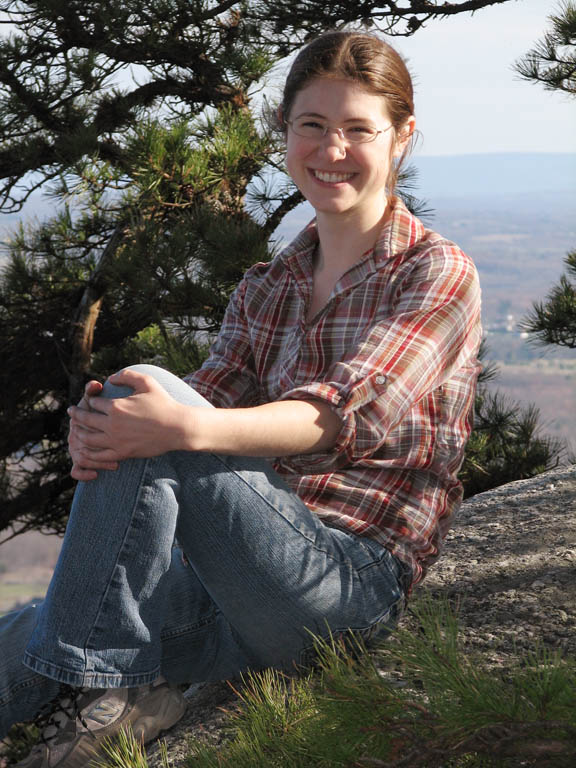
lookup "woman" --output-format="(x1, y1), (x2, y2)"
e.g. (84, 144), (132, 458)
(1, 30), (481, 768)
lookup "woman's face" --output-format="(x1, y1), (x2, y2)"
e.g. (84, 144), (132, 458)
(285, 78), (411, 226)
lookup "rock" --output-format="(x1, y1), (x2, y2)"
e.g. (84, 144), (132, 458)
(419, 464), (576, 664)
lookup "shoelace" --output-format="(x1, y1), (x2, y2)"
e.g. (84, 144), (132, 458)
(32, 685), (93, 746)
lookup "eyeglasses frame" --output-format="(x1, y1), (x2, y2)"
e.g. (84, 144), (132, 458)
(284, 118), (393, 145)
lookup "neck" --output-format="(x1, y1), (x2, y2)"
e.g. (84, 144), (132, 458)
(314, 200), (393, 272)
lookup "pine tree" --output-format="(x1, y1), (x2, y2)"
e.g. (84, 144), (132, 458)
(461, 347), (563, 498)
(0, 0), (533, 540)
(516, 3), (576, 352)
(521, 250), (576, 349)
(515, 0), (576, 96)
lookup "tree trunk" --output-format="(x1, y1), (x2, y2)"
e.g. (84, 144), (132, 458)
(68, 224), (124, 404)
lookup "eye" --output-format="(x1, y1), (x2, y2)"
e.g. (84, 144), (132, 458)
(298, 118), (325, 130)
(345, 124), (378, 140)
(292, 117), (327, 137)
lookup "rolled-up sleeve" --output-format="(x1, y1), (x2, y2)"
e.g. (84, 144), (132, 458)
(277, 244), (482, 469)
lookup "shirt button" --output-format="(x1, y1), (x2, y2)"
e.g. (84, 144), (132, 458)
(375, 375), (388, 385)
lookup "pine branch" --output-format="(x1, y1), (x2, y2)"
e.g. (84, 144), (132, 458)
(515, 0), (576, 96)
(261, 188), (304, 238)
(520, 250), (576, 350)
(0, 58), (64, 133)
(200, 0), (241, 22)
(249, 0), (516, 42)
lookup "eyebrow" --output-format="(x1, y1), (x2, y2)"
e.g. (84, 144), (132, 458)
(294, 111), (376, 124)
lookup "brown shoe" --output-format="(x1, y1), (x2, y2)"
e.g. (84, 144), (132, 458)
(16, 678), (187, 767)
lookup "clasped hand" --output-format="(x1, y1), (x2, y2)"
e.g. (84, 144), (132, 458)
(68, 369), (186, 482)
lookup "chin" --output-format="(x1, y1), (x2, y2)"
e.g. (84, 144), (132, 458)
(305, 194), (356, 214)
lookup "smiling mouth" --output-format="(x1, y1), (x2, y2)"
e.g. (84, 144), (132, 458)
(313, 170), (355, 183)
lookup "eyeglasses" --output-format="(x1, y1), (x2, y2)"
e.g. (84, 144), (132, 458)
(285, 116), (393, 144)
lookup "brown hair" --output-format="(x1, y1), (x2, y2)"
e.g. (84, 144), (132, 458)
(277, 30), (415, 195)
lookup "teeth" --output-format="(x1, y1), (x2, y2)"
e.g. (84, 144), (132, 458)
(314, 170), (354, 183)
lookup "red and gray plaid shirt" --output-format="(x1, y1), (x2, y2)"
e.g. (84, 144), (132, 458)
(186, 198), (482, 585)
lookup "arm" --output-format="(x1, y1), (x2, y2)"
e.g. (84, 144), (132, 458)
(276, 243), (482, 471)
(67, 368), (343, 467)
(180, 398), (342, 456)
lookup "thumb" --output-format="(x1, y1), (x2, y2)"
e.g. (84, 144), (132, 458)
(85, 379), (103, 396)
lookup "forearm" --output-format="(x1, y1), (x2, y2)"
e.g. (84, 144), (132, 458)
(178, 399), (343, 457)
(68, 371), (343, 464)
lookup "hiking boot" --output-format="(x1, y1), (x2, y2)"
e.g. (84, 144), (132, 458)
(16, 677), (187, 767)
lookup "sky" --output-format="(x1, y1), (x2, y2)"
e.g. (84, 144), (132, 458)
(384, 0), (575, 157)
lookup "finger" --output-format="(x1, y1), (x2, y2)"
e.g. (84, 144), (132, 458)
(68, 425), (93, 453)
(84, 396), (114, 416)
(74, 428), (118, 452)
(71, 464), (99, 482)
(70, 420), (117, 453)
(69, 425), (113, 452)
(68, 404), (110, 429)
(85, 380), (103, 397)
(76, 380), (103, 409)
(76, 453), (119, 470)
(108, 368), (155, 393)
(77, 447), (120, 465)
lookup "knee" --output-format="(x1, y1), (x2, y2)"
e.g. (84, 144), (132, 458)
(102, 365), (211, 408)
(123, 364), (171, 381)
(101, 364), (171, 400)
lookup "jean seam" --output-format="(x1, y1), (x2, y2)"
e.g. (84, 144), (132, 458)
(84, 457), (153, 654)
(23, 649), (161, 688)
(160, 609), (220, 641)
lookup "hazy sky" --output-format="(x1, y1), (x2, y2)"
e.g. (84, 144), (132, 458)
(390, 0), (575, 156)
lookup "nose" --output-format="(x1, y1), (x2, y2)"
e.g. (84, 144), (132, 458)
(319, 129), (347, 159)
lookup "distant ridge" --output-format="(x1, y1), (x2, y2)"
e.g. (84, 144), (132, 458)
(411, 153), (576, 201)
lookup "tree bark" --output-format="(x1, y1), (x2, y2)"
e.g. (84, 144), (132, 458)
(67, 224), (124, 404)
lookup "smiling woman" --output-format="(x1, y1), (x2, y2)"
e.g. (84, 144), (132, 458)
(284, 79), (402, 224)
(279, 31), (415, 205)
(273, 33), (417, 319)
(0, 30), (482, 768)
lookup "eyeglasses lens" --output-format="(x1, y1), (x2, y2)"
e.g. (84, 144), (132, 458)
(291, 118), (378, 144)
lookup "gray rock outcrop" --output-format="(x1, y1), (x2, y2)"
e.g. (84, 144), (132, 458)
(424, 463), (576, 661)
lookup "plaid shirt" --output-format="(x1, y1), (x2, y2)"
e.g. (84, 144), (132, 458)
(185, 198), (482, 585)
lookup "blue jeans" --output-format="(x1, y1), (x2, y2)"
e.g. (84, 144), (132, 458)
(0, 365), (410, 737)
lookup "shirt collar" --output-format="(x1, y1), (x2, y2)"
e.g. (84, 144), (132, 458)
(279, 196), (427, 274)
(374, 196), (427, 262)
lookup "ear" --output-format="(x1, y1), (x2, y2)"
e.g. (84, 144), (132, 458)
(277, 105), (285, 126)
(393, 115), (416, 158)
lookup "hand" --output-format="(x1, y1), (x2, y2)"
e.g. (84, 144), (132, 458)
(68, 379), (120, 482)
(67, 369), (187, 466)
